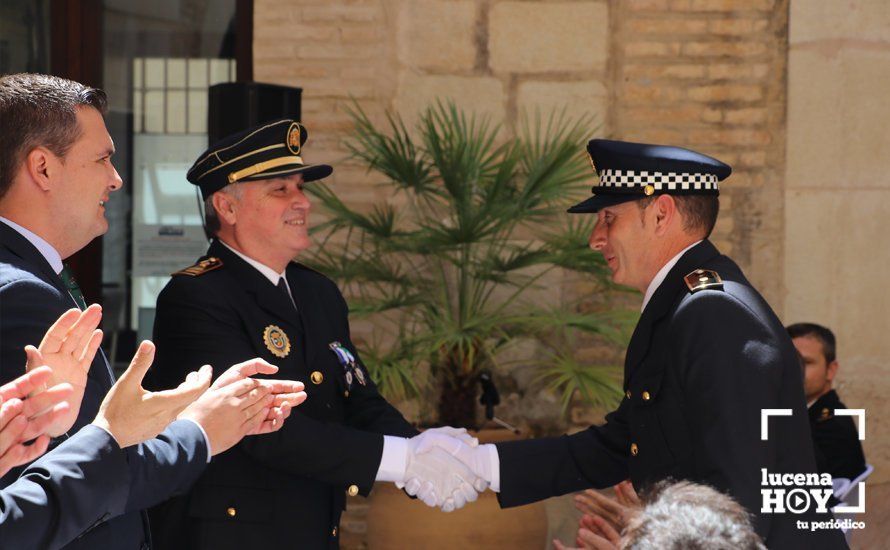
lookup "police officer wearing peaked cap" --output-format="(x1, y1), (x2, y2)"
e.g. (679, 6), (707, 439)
(428, 139), (848, 549)
(144, 119), (421, 549)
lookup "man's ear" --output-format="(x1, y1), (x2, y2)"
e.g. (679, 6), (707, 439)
(24, 147), (55, 192)
(212, 192), (238, 225)
(826, 360), (839, 384)
(652, 194), (677, 235)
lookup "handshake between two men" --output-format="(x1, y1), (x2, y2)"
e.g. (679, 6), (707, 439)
(394, 427), (498, 512)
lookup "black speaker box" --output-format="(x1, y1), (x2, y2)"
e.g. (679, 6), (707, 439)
(208, 82), (302, 143)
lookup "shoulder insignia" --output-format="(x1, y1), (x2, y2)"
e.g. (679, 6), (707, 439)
(818, 407), (833, 422)
(684, 269), (723, 293)
(172, 257), (223, 277)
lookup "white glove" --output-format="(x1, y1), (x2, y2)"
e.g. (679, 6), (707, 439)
(403, 445), (481, 512)
(412, 431), (497, 490)
(399, 427), (487, 512)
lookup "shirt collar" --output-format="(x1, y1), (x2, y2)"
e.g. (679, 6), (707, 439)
(641, 240), (702, 313)
(0, 216), (64, 274)
(219, 240), (287, 287)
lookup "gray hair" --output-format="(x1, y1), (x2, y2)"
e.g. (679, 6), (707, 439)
(623, 480), (766, 550)
(203, 183), (242, 237)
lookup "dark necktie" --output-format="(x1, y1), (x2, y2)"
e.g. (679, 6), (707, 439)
(60, 264), (87, 310)
(278, 277), (297, 311)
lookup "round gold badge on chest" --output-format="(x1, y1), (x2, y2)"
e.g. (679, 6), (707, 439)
(263, 325), (291, 358)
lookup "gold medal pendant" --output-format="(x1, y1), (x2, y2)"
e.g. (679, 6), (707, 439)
(263, 325), (291, 358)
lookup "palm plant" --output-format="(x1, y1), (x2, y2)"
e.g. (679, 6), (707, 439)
(305, 101), (632, 428)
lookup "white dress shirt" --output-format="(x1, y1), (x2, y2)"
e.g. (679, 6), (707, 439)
(640, 240), (702, 313)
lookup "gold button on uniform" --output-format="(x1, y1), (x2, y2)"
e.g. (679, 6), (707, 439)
(310, 371), (324, 385)
(332, 527), (338, 537)
(630, 443), (639, 456)
(625, 390), (632, 399)
(347, 484), (359, 497)
(226, 507), (236, 518)
(642, 391), (651, 401)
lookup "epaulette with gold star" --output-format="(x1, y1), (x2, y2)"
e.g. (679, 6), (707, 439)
(684, 269), (723, 293)
(172, 257), (223, 277)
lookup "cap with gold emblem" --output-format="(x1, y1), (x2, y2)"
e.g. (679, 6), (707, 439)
(568, 139), (731, 214)
(187, 118), (333, 200)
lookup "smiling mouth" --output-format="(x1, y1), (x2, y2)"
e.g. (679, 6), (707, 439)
(285, 219), (305, 226)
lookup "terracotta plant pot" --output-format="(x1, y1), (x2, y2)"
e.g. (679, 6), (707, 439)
(365, 429), (548, 549)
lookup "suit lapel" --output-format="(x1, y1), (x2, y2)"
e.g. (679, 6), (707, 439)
(0, 222), (69, 297)
(624, 240), (722, 382)
(0, 222), (116, 386)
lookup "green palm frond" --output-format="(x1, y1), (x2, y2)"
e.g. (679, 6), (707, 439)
(534, 352), (623, 415)
(305, 100), (630, 413)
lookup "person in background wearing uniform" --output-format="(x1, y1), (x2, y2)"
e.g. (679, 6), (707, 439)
(418, 139), (848, 549)
(0, 73), (305, 549)
(787, 323), (866, 481)
(146, 119), (486, 549)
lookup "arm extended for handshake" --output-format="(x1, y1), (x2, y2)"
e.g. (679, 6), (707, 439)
(0, 306), (306, 548)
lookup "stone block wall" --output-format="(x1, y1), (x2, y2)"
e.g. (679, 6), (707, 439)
(611, 0), (789, 304)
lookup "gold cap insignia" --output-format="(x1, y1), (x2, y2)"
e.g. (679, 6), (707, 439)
(286, 122), (302, 155)
(684, 269), (723, 293)
(173, 257), (223, 277)
(263, 325), (291, 358)
(644, 184), (655, 196)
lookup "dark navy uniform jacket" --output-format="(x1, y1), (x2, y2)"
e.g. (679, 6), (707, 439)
(146, 239), (417, 549)
(495, 240), (847, 549)
(809, 390), (866, 481)
(0, 221), (208, 549)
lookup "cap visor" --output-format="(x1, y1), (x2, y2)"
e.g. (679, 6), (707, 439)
(244, 163), (334, 184)
(567, 193), (641, 213)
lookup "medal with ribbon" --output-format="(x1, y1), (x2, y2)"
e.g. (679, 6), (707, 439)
(328, 341), (366, 391)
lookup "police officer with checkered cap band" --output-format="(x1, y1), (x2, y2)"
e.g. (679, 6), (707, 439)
(145, 119), (483, 549)
(429, 139), (848, 549)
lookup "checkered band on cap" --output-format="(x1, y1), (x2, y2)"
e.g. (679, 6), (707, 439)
(598, 169), (719, 191)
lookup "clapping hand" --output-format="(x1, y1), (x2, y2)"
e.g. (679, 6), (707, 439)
(180, 357), (307, 456)
(573, 482), (639, 533)
(552, 513), (622, 550)
(0, 367), (73, 477)
(209, 358), (306, 435)
(92, 341), (213, 448)
(25, 305), (103, 436)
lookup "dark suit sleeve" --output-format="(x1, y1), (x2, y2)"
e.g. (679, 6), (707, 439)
(670, 290), (780, 519)
(122, 420), (209, 512)
(0, 425), (129, 549)
(151, 285), (400, 493)
(495, 397), (631, 507)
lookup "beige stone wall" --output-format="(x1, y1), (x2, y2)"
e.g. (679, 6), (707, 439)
(786, 0), (890, 484)
(611, 0), (789, 306)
